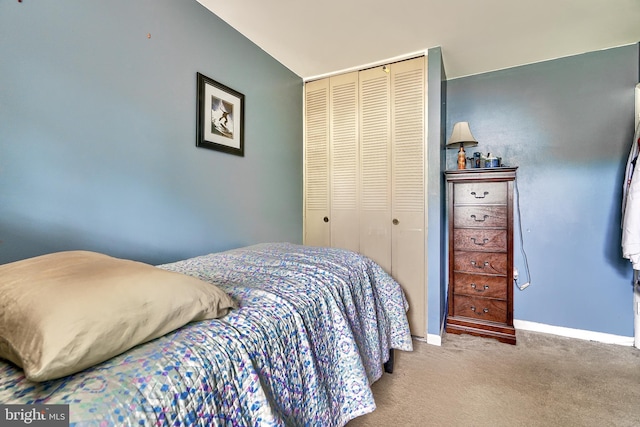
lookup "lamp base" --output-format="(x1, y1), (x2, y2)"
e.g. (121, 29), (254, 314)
(457, 145), (466, 170)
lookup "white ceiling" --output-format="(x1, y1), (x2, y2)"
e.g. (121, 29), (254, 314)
(197, 0), (640, 81)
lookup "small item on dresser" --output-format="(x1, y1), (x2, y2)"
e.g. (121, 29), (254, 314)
(474, 152), (481, 168)
(485, 153), (499, 168)
(466, 157), (475, 168)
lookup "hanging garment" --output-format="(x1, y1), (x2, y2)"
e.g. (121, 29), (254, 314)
(622, 122), (640, 220)
(621, 122), (640, 268)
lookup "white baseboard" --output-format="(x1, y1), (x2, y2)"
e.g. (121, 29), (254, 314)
(513, 319), (635, 347)
(426, 333), (442, 346)
(423, 320), (445, 346)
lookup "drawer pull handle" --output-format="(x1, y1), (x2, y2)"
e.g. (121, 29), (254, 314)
(471, 214), (489, 222)
(470, 237), (489, 246)
(470, 283), (490, 292)
(470, 306), (489, 314)
(470, 260), (490, 269)
(471, 191), (489, 199)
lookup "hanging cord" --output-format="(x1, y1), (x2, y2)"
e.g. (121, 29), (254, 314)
(514, 175), (531, 290)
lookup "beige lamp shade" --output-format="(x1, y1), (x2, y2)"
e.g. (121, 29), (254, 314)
(447, 122), (478, 148)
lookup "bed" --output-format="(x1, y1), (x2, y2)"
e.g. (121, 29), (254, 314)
(0, 242), (413, 426)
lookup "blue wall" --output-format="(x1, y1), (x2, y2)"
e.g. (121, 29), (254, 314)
(426, 47), (448, 338)
(446, 44), (639, 337)
(0, 0), (303, 265)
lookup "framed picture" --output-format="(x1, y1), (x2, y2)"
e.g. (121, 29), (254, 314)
(196, 72), (244, 156)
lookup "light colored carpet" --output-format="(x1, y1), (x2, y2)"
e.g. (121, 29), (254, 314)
(348, 330), (640, 427)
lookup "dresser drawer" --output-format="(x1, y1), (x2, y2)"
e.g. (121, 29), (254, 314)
(454, 182), (507, 205)
(453, 294), (508, 324)
(454, 206), (507, 228)
(453, 251), (507, 275)
(453, 272), (507, 299)
(453, 229), (507, 252)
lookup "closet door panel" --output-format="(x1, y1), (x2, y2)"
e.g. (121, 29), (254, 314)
(359, 66), (391, 272)
(330, 72), (360, 252)
(304, 78), (330, 247)
(391, 57), (426, 337)
(392, 219), (425, 335)
(303, 57), (428, 339)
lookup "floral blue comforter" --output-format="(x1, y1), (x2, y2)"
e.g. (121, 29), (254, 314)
(0, 243), (413, 426)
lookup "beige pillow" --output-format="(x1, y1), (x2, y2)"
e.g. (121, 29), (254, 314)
(0, 250), (236, 382)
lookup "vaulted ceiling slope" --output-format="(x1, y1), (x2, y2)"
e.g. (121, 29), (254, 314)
(197, 0), (640, 80)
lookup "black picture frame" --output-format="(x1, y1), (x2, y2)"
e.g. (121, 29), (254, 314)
(196, 72), (244, 156)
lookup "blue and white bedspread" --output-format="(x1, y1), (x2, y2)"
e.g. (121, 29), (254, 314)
(0, 242), (413, 426)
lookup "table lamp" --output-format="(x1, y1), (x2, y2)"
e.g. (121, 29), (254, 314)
(447, 122), (478, 169)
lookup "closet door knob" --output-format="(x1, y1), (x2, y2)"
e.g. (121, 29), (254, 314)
(392, 219), (399, 225)
(323, 217), (329, 223)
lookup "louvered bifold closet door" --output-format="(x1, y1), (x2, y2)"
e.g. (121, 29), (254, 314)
(330, 72), (360, 252)
(304, 78), (330, 247)
(359, 66), (392, 273)
(391, 56), (426, 337)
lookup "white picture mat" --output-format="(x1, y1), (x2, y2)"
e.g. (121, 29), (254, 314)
(204, 83), (241, 149)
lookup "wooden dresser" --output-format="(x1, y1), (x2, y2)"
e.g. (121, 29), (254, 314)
(445, 167), (517, 345)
